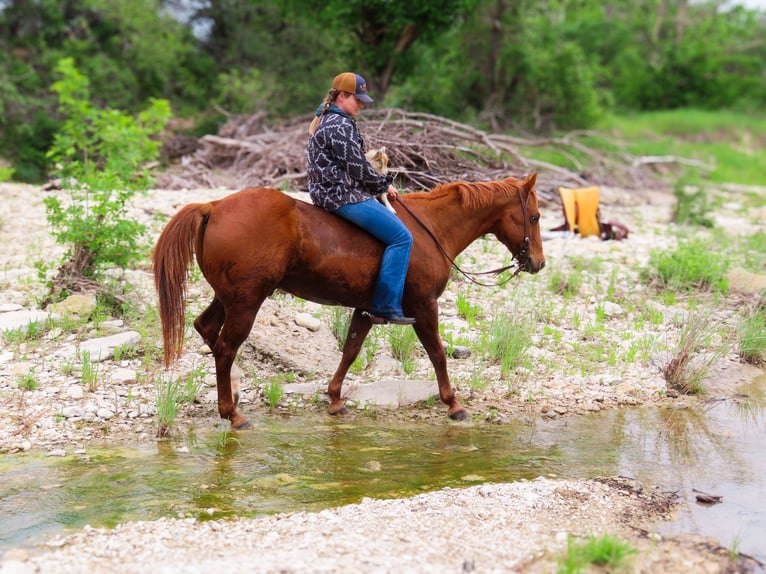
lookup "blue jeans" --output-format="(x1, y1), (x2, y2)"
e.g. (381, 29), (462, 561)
(334, 199), (413, 315)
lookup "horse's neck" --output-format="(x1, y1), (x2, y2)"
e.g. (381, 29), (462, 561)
(408, 188), (509, 258)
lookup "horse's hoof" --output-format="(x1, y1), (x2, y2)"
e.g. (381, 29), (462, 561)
(328, 405), (348, 416)
(448, 409), (468, 421)
(232, 419), (252, 430)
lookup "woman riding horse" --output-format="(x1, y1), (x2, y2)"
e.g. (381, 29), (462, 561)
(306, 72), (415, 325)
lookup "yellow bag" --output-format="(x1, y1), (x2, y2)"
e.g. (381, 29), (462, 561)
(558, 186), (602, 238)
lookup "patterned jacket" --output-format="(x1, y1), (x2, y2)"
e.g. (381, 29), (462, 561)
(306, 108), (393, 212)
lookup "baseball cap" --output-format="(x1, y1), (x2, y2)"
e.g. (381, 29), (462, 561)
(332, 72), (374, 103)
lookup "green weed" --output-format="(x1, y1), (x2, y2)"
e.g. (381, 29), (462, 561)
(483, 313), (533, 377)
(557, 533), (637, 573)
(388, 325), (419, 375)
(456, 292), (482, 326)
(214, 421), (241, 449)
(156, 374), (182, 437)
(672, 176), (715, 228)
(661, 309), (732, 394)
(80, 350), (99, 391)
(264, 374), (285, 409)
(17, 370), (38, 391)
(738, 304), (766, 366)
(329, 307), (352, 349)
(643, 239), (729, 292)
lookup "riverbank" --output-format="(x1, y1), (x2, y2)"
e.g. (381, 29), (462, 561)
(1, 180), (764, 572)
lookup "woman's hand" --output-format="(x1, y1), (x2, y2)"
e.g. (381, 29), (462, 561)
(386, 184), (399, 201)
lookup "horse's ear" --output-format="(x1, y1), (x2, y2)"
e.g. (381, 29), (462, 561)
(523, 172), (538, 188)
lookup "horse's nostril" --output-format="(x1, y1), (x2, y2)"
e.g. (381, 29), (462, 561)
(540, 260), (546, 270)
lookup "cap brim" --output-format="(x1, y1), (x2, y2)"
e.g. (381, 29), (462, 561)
(356, 93), (374, 104)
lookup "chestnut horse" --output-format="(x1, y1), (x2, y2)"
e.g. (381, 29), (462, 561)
(153, 174), (545, 429)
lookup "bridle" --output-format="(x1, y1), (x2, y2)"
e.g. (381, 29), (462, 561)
(396, 186), (532, 288)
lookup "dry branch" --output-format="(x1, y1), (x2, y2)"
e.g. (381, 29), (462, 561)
(157, 108), (678, 205)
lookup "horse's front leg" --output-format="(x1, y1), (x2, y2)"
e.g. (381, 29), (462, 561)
(327, 309), (373, 415)
(412, 301), (468, 421)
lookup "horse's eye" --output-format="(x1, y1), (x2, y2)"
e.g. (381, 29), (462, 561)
(530, 215), (540, 223)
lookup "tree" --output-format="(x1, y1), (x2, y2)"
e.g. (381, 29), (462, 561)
(303, 0), (478, 100)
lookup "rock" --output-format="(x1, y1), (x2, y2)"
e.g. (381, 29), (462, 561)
(61, 406), (85, 418)
(727, 267), (766, 294)
(449, 345), (472, 359)
(58, 331), (142, 362)
(342, 379), (437, 407)
(294, 312), (322, 331)
(601, 301), (623, 316)
(0, 310), (53, 333)
(48, 293), (97, 318)
(67, 385), (84, 399)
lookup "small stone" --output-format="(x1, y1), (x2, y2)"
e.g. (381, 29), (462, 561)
(61, 406), (85, 418)
(67, 385), (84, 399)
(449, 345), (472, 360)
(295, 312), (322, 331)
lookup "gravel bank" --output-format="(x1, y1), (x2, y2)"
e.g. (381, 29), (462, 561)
(1, 181), (764, 573)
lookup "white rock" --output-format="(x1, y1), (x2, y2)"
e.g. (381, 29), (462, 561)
(294, 312), (322, 331)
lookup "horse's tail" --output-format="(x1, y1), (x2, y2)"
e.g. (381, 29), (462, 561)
(152, 202), (211, 367)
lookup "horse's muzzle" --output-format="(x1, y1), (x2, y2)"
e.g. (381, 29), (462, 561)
(525, 258), (546, 274)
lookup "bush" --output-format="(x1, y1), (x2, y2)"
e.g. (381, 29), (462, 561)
(43, 58), (171, 299)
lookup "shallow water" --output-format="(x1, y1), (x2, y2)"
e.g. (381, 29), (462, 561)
(1, 374), (764, 562)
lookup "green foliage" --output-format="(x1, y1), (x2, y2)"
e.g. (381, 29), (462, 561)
(672, 176), (714, 228)
(738, 303), (766, 366)
(557, 533), (636, 573)
(599, 110), (766, 186)
(662, 309), (731, 395)
(16, 370), (38, 391)
(329, 307), (352, 350)
(742, 231), (766, 273)
(264, 375), (285, 409)
(156, 374), (182, 438)
(643, 239), (729, 293)
(0, 166), (14, 182)
(456, 292), (482, 326)
(1, 0), (765, 176)
(43, 57), (171, 281)
(387, 325), (419, 375)
(483, 314), (533, 378)
(80, 350), (99, 391)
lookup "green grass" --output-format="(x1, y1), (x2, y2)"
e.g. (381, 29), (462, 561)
(643, 238), (729, 292)
(557, 533), (637, 573)
(263, 374), (286, 409)
(388, 325), (419, 375)
(598, 109), (766, 186)
(483, 313), (533, 377)
(738, 305), (766, 366)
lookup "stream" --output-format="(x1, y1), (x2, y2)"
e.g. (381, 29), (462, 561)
(1, 374), (764, 563)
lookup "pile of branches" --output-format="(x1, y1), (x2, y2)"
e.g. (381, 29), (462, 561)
(157, 109), (673, 205)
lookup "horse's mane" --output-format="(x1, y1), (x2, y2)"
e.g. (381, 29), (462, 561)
(426, 178), (521, 210)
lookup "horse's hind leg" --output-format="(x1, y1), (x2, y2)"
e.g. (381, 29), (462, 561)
(212, 299), (262, 430)
(194, 297), (225, 349)
(194, 297), (242, 406)
(412, 301), (468, 420)
(327, 309), (373, 415)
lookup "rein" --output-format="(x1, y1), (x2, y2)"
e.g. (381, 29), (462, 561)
(396, 186), (531, 288)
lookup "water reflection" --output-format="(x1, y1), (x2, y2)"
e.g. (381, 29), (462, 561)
(1, 374), (764, 562)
